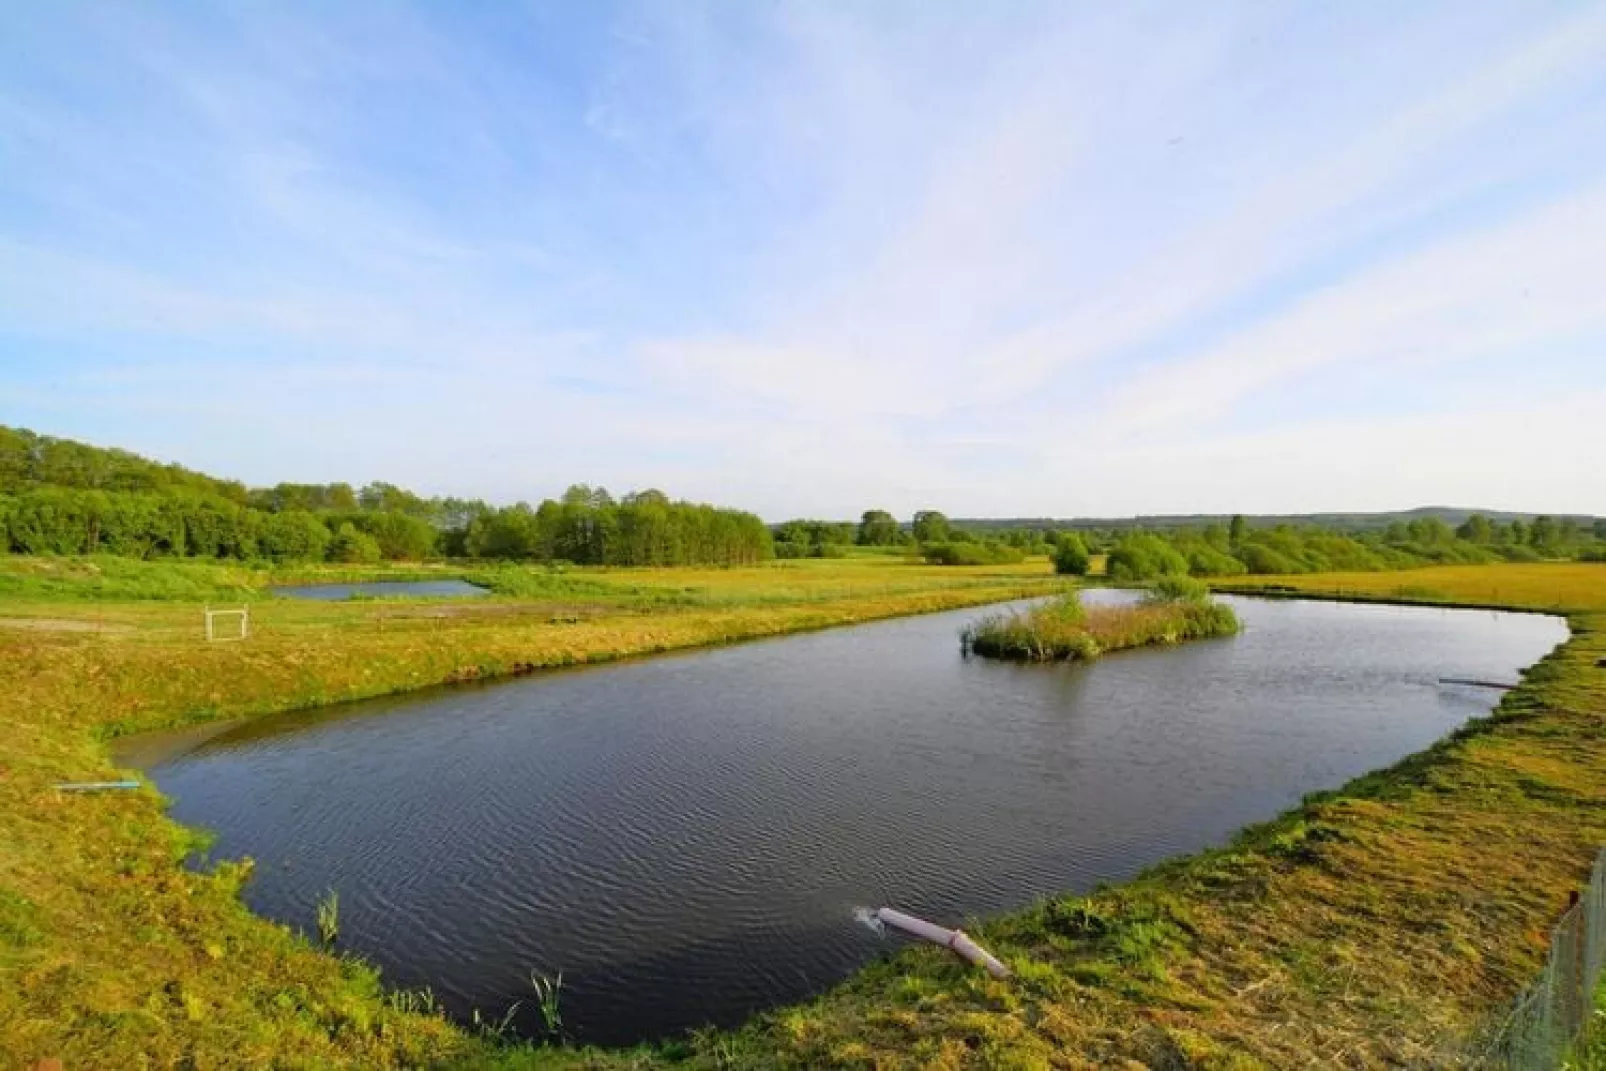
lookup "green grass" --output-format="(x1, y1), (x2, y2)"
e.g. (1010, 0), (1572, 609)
(316, 890), (340, 948)
(5, 557), (1606, 1067)
(963, 587), (1240, 661)
(0, 554), (270, 601)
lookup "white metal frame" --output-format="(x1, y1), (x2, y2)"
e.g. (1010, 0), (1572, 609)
(204, 605), (250, 642)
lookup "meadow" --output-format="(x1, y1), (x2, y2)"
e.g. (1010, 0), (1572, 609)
(3, 556), (1605, 1067)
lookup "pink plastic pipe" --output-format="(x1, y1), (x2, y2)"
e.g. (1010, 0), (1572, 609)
(874, 907), (1011, 979)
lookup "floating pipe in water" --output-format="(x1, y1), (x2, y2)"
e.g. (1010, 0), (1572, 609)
(874, 907), (1011, 979)
(54, 781), (140, 792)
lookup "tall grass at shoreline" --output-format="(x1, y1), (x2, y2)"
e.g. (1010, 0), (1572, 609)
(963, 577), (1240, 661)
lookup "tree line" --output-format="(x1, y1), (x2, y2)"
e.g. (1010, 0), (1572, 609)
(770, 508), (1054, 563)
(769, 504), (1606, 577)
(1097, 513), (1606, 581)
(8, 427), (1600, 573)
(0, 427), (770, 566)
(455, 487), (772, 566)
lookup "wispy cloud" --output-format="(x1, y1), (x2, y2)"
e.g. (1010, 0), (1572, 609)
(1, 1), (1602, 515)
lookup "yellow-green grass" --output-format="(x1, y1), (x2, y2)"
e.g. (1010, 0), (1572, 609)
(0, 555), (1058, 1068)
(0, 552), (1058, 607)
(1215, 561), (1606, 614)
(6, 559), (1606, 1068)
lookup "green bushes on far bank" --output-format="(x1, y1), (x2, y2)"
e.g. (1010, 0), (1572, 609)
(1100, 513), (1605, 581)
(921, 541), (1025, 566)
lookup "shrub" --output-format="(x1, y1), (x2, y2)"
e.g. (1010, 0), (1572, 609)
(327, 523), (382, 564)
(1183, 544), (1246, 577)
(1106, 534), (1190, 581)
(923, 541), (1026, 566)
(1053, 533), (1091, 575)
(1145, 575), (1211, 603)
(1236, 542), (1303, 575)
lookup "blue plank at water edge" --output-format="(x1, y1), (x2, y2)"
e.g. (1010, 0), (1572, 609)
(55, 780), (141, 791)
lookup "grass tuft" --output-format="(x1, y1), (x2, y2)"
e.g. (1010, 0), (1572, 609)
(530, 971), (565, 1043)
(962, 585), (1239, 662)
(316, 889), (340, 948)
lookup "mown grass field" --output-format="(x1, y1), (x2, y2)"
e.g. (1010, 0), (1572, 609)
(4, 558), (1605, 1068)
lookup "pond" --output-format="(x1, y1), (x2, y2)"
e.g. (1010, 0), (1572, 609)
(123, 593), (1565, 1046)
(269, 579), (490, 600)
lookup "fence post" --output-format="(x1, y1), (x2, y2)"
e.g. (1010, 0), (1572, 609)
(1573, 899), (1588, 1043)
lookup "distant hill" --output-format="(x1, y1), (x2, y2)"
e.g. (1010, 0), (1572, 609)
(0, 425), (248, 500)
(955, 507), (1602, 533)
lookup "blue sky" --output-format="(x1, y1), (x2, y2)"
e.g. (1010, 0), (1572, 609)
(2, 2), (1604, 518)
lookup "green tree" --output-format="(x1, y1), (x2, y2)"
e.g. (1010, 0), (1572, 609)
(328, 511), (438, 560)
(358, 481), (430, 516)
(1406, 517), (1454, 546)
(857, 509), (901, 546)
(1228, 514), (1249, 545)
(258, 512), (331, 561)
(1456, 513), (1494, 544)
(1530, 515), (1558, 552)
(465, 504), (540, 559)
(911, 510), (950, 543)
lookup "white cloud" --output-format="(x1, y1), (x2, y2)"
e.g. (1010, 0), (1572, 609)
(1095, 182), (1606, 437)
(4, 2), (1605, 516)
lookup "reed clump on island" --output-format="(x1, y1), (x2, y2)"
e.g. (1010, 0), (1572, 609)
(962, 576), (1241, 662)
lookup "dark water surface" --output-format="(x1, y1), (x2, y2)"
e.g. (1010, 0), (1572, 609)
(126, 594), (1565, 1045)
(269, 579), (490, 600)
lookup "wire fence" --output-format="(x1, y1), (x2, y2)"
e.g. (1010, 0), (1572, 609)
(1469, 847), (1606, 1068)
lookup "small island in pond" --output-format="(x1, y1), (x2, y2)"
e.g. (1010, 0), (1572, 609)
(963, 577), (1241, 662)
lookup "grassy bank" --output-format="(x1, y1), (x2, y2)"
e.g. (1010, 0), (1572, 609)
(0, 555), (1058, 1068)
(1211, 561), (1606, 614)
(963, 582), (1239, 662)
(5, 559), (1605, 1067)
